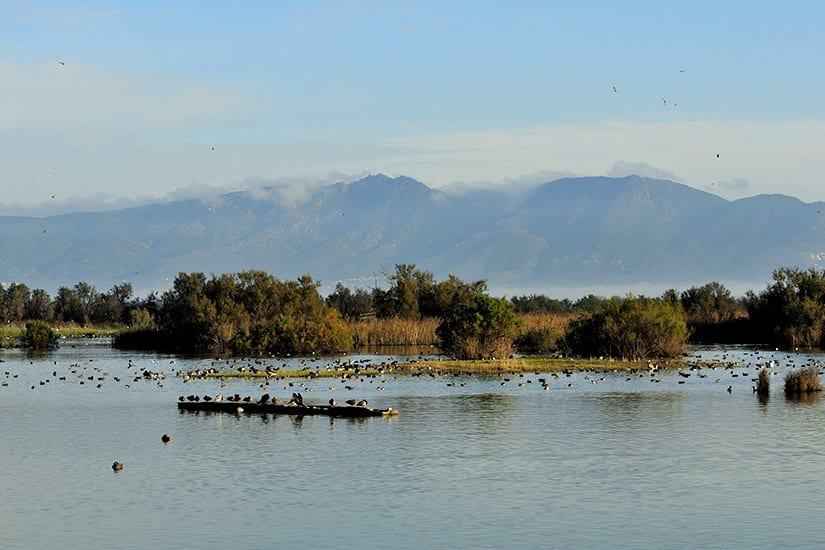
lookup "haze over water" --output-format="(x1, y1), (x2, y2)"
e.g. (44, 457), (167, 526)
(2, 340), (824, 549)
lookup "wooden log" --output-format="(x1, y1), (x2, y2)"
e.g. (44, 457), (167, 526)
(177, 400), (397, 417)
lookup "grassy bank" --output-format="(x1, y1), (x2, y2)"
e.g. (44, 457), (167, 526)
(195, 356), (690, 379)
(0, 323), (117, 348)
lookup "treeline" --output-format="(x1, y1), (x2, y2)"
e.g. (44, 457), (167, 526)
(0, 281), (146, 326)
(6, 264), (825, 358)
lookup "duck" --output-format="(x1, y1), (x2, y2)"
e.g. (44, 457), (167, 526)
(161, 434), (172, 443)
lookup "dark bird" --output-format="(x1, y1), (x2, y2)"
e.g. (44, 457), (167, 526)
(345, 399), (357, 406)
(329, 398), (336, 407)
(112, 461), (123, 471)
(612, 85), (618, 93)
(161, 434), (172, 443)
(259, 393), (270, 404)
(727, 385), (733, 393)
(357, 399), (368, 407)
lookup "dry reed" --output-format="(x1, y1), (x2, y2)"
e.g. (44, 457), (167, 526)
(348, 317), (440, 346)
(784, 367), (822, 395)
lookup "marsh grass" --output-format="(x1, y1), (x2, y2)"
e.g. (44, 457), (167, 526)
(513, 313), (573, 353)
(349, 317), (439, 346)
(784, 367), (822, 395)
(0, 323), (116, 348)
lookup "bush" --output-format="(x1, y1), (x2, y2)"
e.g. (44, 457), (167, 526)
(565, 295), (688, 359)
(437, 293), (520, 360)
(23, 320), (58, 350)
(784, 367), (822, 395)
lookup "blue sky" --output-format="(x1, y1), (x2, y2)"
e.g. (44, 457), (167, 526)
(1, 0), (824, 212)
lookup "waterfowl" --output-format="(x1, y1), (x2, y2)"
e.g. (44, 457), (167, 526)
(161, 434), (172, 443)
(112, 461), (123, 471)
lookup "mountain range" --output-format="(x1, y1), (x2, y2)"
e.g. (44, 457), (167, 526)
(2, 174), (824, 298)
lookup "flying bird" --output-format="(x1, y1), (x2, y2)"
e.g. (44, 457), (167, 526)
(612, 86), (618, 93)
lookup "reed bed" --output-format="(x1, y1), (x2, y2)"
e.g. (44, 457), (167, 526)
(348, 317), (440, 346)
(784, 367), (822, 395)
(513, 312), (574, 353)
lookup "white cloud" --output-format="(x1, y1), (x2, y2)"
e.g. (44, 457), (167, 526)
(0, 57), (255, 137)
(608, 161), (684, 182)
(378, 119), (825, 202)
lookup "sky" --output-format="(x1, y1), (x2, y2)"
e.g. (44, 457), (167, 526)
(1, 0), (824, 214)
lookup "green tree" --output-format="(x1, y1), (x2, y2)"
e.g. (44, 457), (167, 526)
(53, 286), (84, 323)
(73, 282), (101, 325)
(437, 286), (519, 360)
(680, 282), (739, 324)
(23, 320), (58, 350)
(566, 295), (688, 359)
(326, 283), (374, 319)
(373, 264), (439, 319)
(3, 283), (31, 322)
(511, 294), (573, 314)
(26, 288), (54, 321)
(747, 267), (825, 348)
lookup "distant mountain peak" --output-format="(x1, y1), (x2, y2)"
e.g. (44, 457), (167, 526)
(0, 174), (822, 296)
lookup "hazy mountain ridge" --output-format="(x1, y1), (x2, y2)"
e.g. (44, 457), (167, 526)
(1, 174), (824, 296)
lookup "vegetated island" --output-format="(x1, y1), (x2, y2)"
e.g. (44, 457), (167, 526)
(4, 264), (825, 370)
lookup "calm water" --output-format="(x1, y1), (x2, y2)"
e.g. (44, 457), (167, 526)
(2, 340), (825, 549)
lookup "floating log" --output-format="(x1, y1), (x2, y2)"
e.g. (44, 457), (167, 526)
(178, 400), (397, 418)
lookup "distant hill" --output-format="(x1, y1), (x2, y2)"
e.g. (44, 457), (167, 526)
(1, 174), (824, 298)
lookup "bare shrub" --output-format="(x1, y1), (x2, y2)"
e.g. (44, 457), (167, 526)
(784, 367), (822, 395)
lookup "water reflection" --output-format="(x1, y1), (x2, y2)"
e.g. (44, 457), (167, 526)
(2, 342), (825, 549)
(785, 391), (822, 404)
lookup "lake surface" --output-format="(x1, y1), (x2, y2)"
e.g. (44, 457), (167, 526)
(2, 340), (825, 549)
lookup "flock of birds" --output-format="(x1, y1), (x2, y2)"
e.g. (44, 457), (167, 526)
(3, 345), (824, 401)
(4, 342), (825, 475)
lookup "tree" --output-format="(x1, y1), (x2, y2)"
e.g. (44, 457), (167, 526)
(680, 282), (739, 324)
(511, 294), (572, 314)
(3, 283), (30, 322)
(746, 267), (825, 348)
(326, 283), (374, 319)
(372, 264), (439, 319)
(53, 286), (84, 323)
(436, 285), (520, 360)
(73, 282), (101, 325)
(26, 288), (54, 321)
(566, 295), (688, 359)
